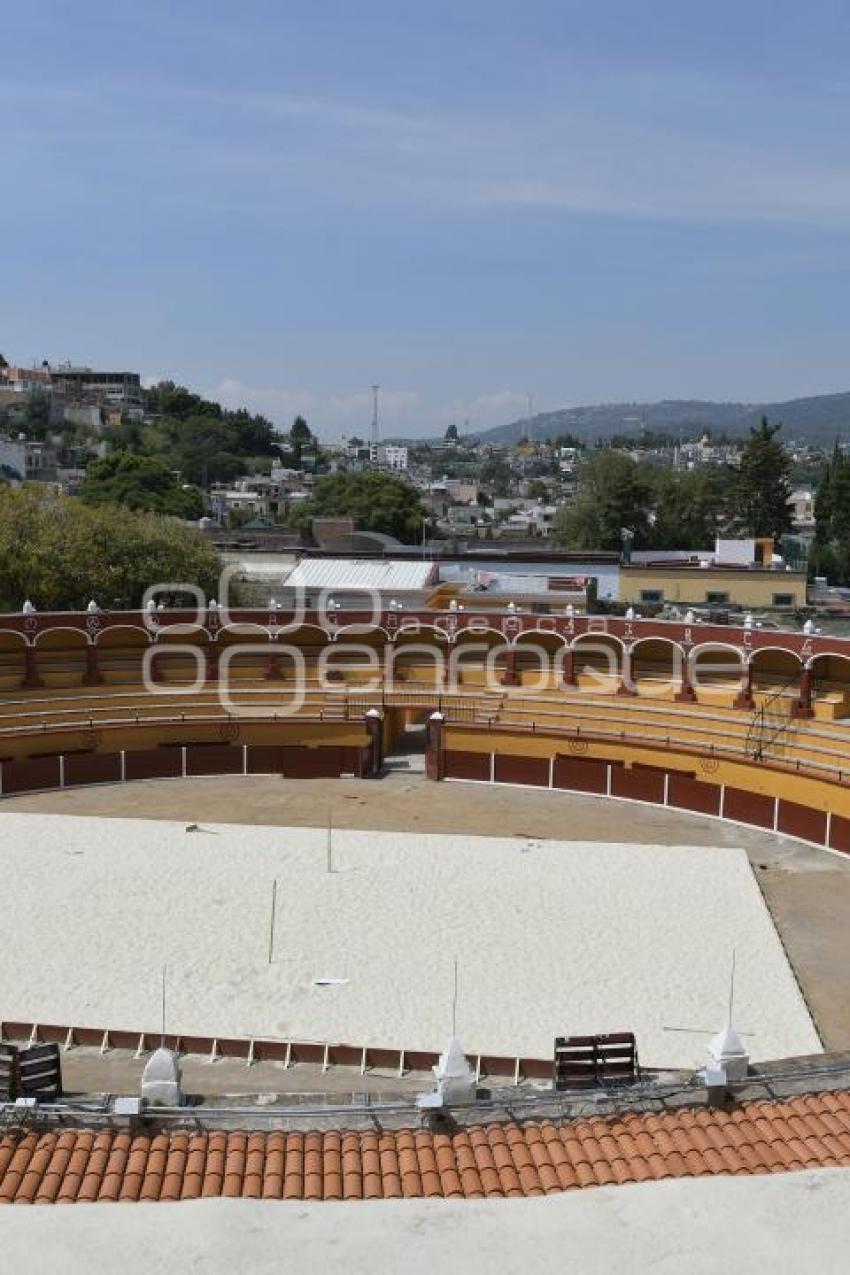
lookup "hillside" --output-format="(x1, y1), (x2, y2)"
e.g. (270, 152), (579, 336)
(463, 392), (850, 446)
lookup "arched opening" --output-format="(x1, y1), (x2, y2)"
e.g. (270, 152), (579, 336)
(33, 628), (89, 689)
(0, 633), (26, 692)
(217, 625), (270, 685)
(630, 638), (682, 699)
(691, 644), (746, 703)
(94, 626), (151, 685)
(750, 647), (802, 706)
(388, 627), (450, 688)
(570, 634), (623, 695)
(327, 626), (387, 686)
(514, 630), (568, 692)
(450, 628), (507, 690)
(808, 653), (850, 718)
(151, 628), (210, 686)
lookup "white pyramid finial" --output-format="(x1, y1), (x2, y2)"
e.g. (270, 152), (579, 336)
(417, 1037), (476, 1110)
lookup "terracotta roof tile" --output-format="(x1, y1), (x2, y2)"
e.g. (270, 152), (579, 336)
(3, 1088), (850, 1205)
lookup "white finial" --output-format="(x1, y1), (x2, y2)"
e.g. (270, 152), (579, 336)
(565, 604), (574, 618)
(449, 599), (458, 611)
(416, 1037), (476, 1110)
(743, 612), (754, 629)
(145, 599), (156, 613)
(684, 609), (695, 624)
(86, 599), (99, 613)
(22, 599), (36, 614)
(802, 618), (814, 635)
(625, 606), (635, 620)
(208, 599), (218, 611)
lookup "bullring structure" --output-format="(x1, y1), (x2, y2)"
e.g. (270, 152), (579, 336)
(0, 604), (849, 853)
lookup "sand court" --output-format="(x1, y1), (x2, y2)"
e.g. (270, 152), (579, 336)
(0, 813), (820, 1068)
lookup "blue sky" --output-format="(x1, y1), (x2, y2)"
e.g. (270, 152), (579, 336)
(3, 0), (850, 437)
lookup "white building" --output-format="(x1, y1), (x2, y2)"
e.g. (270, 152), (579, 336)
(377, 444), (409, 471)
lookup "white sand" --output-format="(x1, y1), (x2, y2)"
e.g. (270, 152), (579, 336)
(0, 813), (820, 1068)
(1, 1169), (847, 1274)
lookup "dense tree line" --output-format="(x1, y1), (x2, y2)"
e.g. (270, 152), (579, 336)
(290, 472), (428, 544)
(0, 487), (221, 611)
(553, 418), (793, 552)
(810, 443), (850, 584)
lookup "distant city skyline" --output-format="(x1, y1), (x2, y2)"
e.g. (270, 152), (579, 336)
(5, 1), (850, 438)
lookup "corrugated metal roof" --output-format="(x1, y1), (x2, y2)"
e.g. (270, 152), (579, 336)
(284, 558), (437, 593)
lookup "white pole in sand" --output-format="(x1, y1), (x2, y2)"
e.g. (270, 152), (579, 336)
(268, 880), (278, 964)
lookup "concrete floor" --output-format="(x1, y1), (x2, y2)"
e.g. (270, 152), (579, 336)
(4, 772), (850, 1057)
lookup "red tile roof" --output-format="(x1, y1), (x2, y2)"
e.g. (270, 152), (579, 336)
(1, 1090), (849, 1204)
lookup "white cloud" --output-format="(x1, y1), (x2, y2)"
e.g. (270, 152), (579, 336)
(212, 379), (317, 421)
(327, 389), (421, 419)
(209, 380), (421, 433)
(439, 391), (528, 427)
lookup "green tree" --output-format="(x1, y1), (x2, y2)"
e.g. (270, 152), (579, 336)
(479, 457), (513, 497)
(730, 417), (793, 538)
(553, 449), (652, 550)
(650, 469), (720, 549)
(0, 487), (220, 611)
(21, 391), (51, 440)
(527, 479), (549, 501)
(811, 442), (850, 583)
(80, 453), (203, 518)
(291, 471), (427, 543)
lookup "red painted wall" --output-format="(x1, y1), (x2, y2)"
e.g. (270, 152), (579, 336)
(494, 754), (549, 786)
(63, 753), (122, 787)
(552, 756), (608, 794)
(444, 750), (490, 781)
(667, 775), (722, 816)
(722, 787), (775, 829)
(611, 766), (665, 804)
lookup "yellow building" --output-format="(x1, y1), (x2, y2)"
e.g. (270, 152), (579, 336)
(620, 564), (807, 610)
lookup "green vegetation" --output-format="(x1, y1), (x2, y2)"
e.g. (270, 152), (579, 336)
(137, 381), (281, 485)
(730, 418), (793, 539)
(811, 444), (850, 583)
(80, 453), (203, 519)
(553, 450), (652, 549)
(650, 469), (720, 550)
(291, 471), (428, 543)
(0, 487), (220, 611)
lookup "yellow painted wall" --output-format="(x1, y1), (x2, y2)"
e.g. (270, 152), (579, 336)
(444, 726), (850, 819)
(620, 566), (807, 609)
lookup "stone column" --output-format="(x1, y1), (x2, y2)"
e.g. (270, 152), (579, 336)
(23, 644), (43, 689)
(562, 646), (577, 688)
(425, 711), (445, 781)
(500, 647), (521, 687)
(792, 665), (815, 719)
(675, 656), (697, 703)
(364, 709), (383, 778)
(205, 644), (221, 683)
(82, 643), (102, 686)
(617, 647), (636, 696)
(733, 661), (755, 710)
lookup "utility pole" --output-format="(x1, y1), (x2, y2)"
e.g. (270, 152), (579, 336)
(370, 384), (380, 462)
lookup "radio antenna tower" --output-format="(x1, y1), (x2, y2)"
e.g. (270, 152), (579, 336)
(370, 384), (380, 459)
